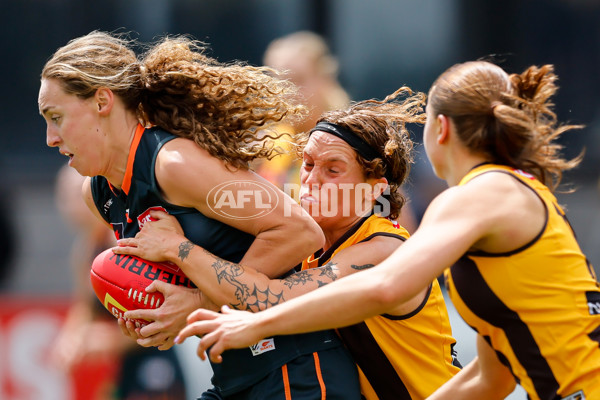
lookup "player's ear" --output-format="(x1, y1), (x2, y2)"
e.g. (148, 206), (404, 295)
(437, 114), (450, 144)
(369, 177), (388, 201)
(94, 87), (114, 116)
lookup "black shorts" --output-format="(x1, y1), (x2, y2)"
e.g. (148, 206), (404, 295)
(116, 346), (187, 399)
(199, 346), (361, 400)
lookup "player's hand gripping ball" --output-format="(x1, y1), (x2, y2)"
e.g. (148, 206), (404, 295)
(90, 248), (196, 327)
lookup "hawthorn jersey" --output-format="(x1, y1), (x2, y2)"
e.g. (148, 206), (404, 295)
(444, 164), (600, 400)
(91, 124), (358, 397)
(302, 214), (461, 400)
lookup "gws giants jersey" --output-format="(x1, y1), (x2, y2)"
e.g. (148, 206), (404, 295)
(303, 214), (461, 400)
(91, 124), (347, 396)
(445, 164), (600, 400)
(91, 124), (255, 263)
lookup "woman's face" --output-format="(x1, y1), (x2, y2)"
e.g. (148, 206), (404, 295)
(300, 131), (382, 229)
(38, 78), (104, 177)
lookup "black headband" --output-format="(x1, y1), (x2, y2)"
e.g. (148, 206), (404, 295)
(310, 121), (382, 161)
(310, 121), (394, 182)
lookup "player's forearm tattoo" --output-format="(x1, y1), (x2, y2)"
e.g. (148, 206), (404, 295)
(351, 263), (375, 271)
(231, 284), (285, 312)
(282, 270), (315, 289)
(318, 262), (338, 280)
(282, 261), (338, 289)
(205, 253), (250, 306)
(178, 240), (194, 261)
(197, 248), (287, 311)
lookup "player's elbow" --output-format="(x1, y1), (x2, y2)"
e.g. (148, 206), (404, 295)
(476, 358), (517, 398)
(373, 286), (399, 311)
(293, 216), (325, 254)
(366, 273), (403, 313)
(488, 371), (517, 398)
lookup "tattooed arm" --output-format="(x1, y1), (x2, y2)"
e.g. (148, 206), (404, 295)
(115, 216), (405, 312)
(173, 235), (402, 312)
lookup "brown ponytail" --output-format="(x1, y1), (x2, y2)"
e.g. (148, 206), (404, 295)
(507, 65), (583, 190)
(429, 61), (583, 191)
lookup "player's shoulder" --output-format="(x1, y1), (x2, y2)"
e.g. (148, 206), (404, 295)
(163, 137), (242, 178)
(421, 180), (502, 233)
(156, 139), (226, 184)
(463, 166), (532, 193)
(441, 172), (516, 206)
(362, 215), (409, 239)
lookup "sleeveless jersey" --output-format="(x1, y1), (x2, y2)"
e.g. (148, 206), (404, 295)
(91, 124), (348, 396)
(444, 164), (600, 400)
(302, 214), (461, 400)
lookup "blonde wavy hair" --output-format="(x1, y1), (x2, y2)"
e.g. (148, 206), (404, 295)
(428, 60), (583, 191)
(41, 30), (306, 169)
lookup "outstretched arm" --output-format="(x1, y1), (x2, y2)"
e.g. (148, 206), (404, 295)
(114, 210), (404, 312)
(173, 215), (466, 362)
(174, 183), (502, 361)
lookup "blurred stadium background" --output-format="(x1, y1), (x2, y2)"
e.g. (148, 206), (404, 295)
(0, 1), (598, 399)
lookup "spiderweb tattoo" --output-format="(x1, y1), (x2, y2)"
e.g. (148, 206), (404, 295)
(235, 284), (285, 312)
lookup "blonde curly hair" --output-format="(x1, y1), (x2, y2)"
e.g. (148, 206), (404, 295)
(41, 30), (306, 170)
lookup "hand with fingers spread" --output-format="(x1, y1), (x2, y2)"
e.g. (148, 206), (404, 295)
(113, 210), (184, 264)
(175, 305), (265, 363)
(121, 280), (202, 350)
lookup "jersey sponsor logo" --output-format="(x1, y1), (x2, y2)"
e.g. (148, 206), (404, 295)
(586, 291), (600, 315)
(561, 390), (585, 400)
(207, 180), (279, 220)
(103, 198), (113, 213)
(249, 338), (276, 356)
(137, 206), (168, 229)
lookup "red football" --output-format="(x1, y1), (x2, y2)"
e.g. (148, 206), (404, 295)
(90, 248), (196, 327)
